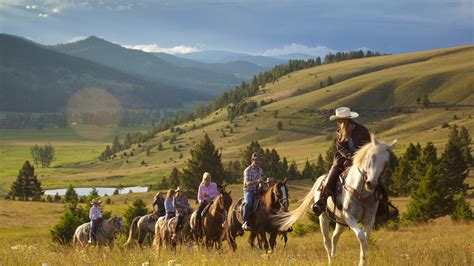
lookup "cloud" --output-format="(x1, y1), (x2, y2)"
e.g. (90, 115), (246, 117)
(123, 44), (201, 54)
(38, 13), (49, 18)
(25, 5), (38, 9)
(67, 36), (87, 43)
(262, 43), (334, 57)
(51, 7), (62, 13)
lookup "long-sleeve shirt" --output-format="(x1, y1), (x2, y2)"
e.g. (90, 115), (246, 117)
(197, 182), (218, 204)
(173, 195), (191, 215)
(89, 205), (102, 221)
(243, 164), (263, 191)
(165, 198), (175, 213)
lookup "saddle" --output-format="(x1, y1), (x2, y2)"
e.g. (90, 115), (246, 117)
(201, 202), (213, 218)
(233, 197), (260, 225)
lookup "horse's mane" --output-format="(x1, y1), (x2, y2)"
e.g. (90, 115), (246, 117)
(353, 137), (391, 168)
(353, 142), (373, 167)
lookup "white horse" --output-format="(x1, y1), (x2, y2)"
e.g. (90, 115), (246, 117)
(73, 216), (126, 247)
(274, 135), (396, 266)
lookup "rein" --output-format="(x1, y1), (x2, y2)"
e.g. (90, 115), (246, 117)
(343, 167), (379, 221)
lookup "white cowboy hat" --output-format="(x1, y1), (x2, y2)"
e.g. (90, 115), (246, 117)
(90, 198), (102, 205)
(329, 107), (359, 121)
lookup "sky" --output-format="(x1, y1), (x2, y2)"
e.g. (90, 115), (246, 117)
(1, 0), (472, 56)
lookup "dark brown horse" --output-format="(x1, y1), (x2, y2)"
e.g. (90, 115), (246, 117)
(226, 178), (289, 251)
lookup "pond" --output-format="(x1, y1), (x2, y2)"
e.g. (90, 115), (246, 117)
(43, 186), (149, 196)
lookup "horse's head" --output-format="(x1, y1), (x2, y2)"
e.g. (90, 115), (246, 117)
(354, 134), (397, 191)
(218, 189), (233, 211)
(112, 216), (126, 234)
(274, 177), (289, 212)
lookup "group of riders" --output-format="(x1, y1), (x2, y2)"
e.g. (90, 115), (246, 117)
(87, 107), (397, 244)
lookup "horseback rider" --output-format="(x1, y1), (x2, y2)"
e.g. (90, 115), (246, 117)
(88, 198), (103, 244)
(150, 192), (166, 223)
(312, 107), (392, 216)
(195, 172), (218, 232)
(164, 189), (176, 220)
(242, 152), (264, 231)
(173, 186), (192, 232)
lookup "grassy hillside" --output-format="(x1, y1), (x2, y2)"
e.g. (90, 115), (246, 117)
(0, 46), (472, 195)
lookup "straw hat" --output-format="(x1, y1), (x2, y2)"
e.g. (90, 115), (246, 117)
(90, 198), (102, 205)
(175, 186), (186, 193)
(329, 107), (359, 121)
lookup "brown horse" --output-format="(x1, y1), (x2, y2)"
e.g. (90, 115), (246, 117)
(226, 178), (289, 251)
(154, 212), (192, 251)
(201, 190), (232, 249)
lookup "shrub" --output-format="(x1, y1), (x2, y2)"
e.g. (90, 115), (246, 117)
(50, 205), (89, 244)
(123, 199), (149, 230)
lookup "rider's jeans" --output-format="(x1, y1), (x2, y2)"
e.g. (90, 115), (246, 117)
(243, 189), (254, 222)
(90, 220), (97, 239)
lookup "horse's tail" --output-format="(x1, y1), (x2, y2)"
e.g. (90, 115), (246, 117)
(272, 175), (324, 231)
(124, 215), (141, 246)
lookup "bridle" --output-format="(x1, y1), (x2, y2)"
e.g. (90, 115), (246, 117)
(343, 167), (378, 205)
(273, 183), (289, 212)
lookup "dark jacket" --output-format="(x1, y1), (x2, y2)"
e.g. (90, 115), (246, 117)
(334, 121), (371, 164)
(153, 198), (166, 216)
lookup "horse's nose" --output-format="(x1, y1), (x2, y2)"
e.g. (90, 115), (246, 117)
(366, 181), (372, 188)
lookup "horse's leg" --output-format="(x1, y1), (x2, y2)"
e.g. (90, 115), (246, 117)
(258, 228), (269, 250)
(344, 214), (368, 266)
(269, 231), (278, 250)
(319, 212), (333, 264)
(331, 223), (345, 259)
(247, 231), (256, 248)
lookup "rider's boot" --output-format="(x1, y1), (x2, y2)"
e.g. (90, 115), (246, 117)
(312, 165), (341, 216)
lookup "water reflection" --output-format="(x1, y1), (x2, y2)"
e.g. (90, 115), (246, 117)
(43, 186), (148, 196)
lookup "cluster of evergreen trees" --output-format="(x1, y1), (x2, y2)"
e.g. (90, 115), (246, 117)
(227, 101), (258, 121)
(0, 112), (67, 129)
(30, 144), (55, 168)
(390, 126), (472, 222)
(323, 50), (381, 64)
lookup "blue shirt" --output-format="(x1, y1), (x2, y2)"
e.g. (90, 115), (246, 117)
(165, 198), (174, 213)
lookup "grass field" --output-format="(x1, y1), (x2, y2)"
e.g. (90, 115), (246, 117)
(0, 179), (472, 265)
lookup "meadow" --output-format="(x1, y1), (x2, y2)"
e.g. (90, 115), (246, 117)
(0, 180), (472, 265)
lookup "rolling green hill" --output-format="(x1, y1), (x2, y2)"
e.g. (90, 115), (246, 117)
(1, 45), (473, 193)
(0, 34), (207, 112)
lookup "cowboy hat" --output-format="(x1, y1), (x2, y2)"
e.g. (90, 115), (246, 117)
(90, 198), (102, 205)
(175, 186), (186, 192)
(329, 107), (359, 121)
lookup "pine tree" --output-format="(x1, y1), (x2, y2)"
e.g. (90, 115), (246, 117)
(158, 143), (164, 151)
(458, 126), (472, 165)
(279, 157), (289, 179)
(327, 76), (334, 86)
(277, 121), (283, 130)
(301, 159), (313, 180)
(168, 167), (181, 188)
(112, 136), (121, 153)
(9, 160), (43, 201)
(440, 131), (468, 196)
(86, 188), (100, 203)
(313, 154), (326, 180)
(123, 133), (133, 149)
(123, 199), (149, 230)
(324, 140), (336, 172)
(403, 164), (449, 223)
(182, 134), (225, 194)
(64, 184), (78, 204)
(287, 160), (300, 180)
(410, 142), (437, 192)
(450, 192), (473, 221)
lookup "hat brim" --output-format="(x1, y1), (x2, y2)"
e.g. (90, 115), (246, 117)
(329, 112), (359, 121)
(91, 201), (102, 205)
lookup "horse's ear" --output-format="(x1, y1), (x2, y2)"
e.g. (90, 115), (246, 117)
(228, 190), (231, 195)
(371, 133), (379, 145)
(282, 177), (287, 184)
(388, 139), (397, 150)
